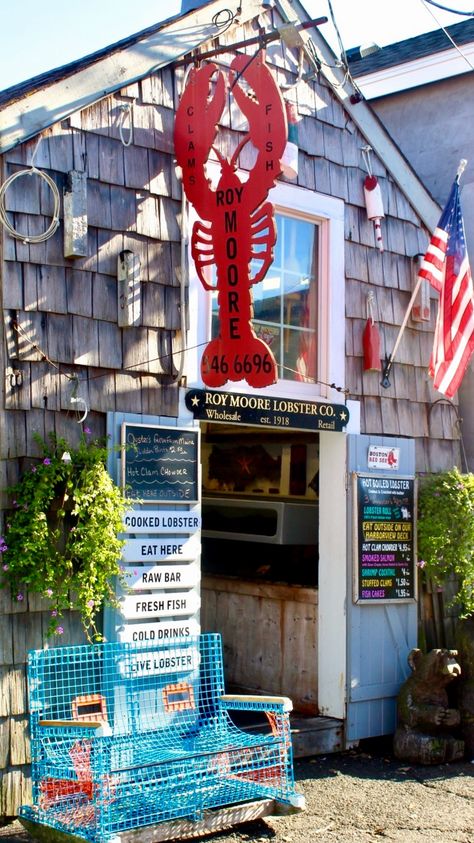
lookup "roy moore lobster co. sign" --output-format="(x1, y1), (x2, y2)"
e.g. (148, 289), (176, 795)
(174, 53), (287, 389)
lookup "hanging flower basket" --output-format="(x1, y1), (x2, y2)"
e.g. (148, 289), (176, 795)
(0, 430), (128, 641)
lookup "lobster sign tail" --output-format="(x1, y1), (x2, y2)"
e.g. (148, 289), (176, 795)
(174, 53), (288, 389)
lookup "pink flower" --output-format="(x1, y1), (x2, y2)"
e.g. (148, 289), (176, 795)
(56, 626), (64, 635)
(51, 610), (58, 617)
(46, 589), (53, 597)
(2, 564), (9, 571)
(86, 600), (94, 609)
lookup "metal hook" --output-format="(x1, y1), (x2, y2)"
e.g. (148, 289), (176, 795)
(70, 395), (88, 424)
(361, 145), (373, 177)
(456, 158), (468, 182)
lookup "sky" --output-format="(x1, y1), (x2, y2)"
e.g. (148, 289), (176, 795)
(0, 0), (472, 92)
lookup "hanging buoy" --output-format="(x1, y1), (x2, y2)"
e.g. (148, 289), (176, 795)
(364, 174), (385, 252)
(363, 292), (382, 371)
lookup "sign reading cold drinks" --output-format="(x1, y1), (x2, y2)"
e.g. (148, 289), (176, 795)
(354, 474), (416, 603)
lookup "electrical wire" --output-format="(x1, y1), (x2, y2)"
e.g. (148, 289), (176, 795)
(211, 8), (236, 31)
(10, 317), (348, 396)
(420, 0), (474, 69)
(423, 0), (474, 15)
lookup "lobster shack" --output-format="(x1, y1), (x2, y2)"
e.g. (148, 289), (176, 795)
(0, 0), (465, 816)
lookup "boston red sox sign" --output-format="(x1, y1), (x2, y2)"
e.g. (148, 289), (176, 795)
(174, 53), (287, 388)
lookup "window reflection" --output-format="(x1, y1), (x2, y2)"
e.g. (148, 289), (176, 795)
(210, 213), (318, 383)
(253, 215), (318, 382)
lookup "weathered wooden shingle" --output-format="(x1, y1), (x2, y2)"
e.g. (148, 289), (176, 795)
(98, 136), (125, 185)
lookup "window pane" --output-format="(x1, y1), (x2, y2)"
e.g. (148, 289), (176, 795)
(252, 214), (318, 382)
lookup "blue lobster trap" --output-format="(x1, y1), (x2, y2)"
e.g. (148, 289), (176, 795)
(20, 633), (304, 842)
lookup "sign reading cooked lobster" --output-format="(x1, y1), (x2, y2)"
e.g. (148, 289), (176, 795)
(174, 53), (288, 388)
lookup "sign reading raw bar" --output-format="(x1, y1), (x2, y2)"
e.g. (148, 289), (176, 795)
(354, 474), (416, 603)
(186, 388), (349, 432)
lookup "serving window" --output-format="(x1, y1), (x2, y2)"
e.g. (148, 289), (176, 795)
(201, 427), (319, 587)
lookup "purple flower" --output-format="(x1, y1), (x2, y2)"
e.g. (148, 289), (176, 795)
(16, 593), (24, 602)
(86, 599), (94, 609)
(3, 564), (9, 571)
(417, 559), (426, 569)
(43, 458), (51, 465)
(46, 589), (53, 597)
(31, 466), (37, 473)
(51, 610), (58, 617)
(84, 427), (92, 435)
(56, 626), (64, 635)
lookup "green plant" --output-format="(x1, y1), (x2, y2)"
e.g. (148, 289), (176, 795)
(0, 430), (128, 641)
(417, 467), (474, 618)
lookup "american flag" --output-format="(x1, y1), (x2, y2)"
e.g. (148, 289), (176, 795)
(418, 178), (474, 399)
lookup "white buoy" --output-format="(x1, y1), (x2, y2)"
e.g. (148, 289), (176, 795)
(364, 174), (385, 252)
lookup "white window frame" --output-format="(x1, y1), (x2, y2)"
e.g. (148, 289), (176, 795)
(186, 173), (345, 402)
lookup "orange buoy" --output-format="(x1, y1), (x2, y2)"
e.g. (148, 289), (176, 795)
(363, 316), (381, 371)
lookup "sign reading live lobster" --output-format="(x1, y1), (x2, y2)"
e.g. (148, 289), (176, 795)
(174, 54), (288, 388)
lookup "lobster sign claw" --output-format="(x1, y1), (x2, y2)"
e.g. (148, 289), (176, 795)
(174, 62), (227, 220)
(174, 54), (288, 389)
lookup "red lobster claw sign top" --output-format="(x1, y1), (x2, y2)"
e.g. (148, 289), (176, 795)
(174, 53), (288, 388)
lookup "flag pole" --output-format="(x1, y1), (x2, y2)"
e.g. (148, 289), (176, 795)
(381, 158), (468, 389)
(381, 265), (423, 388)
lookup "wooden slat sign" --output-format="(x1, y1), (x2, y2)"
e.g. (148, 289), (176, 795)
(120, 590), (201, 619)
(123, 509), (201, 534)
(117, 618), (200, 644)
(118, 647), (200, 678)
(122, 535), (200, 562)
(123, 562), (200, 591)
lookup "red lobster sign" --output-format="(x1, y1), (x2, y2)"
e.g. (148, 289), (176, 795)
(174, 54), (287, 388)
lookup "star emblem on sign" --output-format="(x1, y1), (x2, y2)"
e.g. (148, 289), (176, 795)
(190, 395), (200, 407)
(339, 410), (348, 421)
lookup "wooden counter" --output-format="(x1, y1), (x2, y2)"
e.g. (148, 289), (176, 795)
(201, 575), (318, 714)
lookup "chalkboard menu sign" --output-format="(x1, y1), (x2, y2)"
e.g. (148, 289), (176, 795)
(122, 424), (199, 504)
(354, 473), (416, 603)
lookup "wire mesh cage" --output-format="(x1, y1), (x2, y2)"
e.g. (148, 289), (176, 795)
(20, 633), (302, 842)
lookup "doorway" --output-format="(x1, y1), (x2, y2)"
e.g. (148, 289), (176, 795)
(199, 423), (320, 714)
